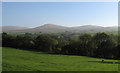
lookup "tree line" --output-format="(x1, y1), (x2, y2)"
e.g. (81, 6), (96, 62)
(2, 32), (120, 59)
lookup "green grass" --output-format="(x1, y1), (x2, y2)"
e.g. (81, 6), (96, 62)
(2, 47), (119, 71)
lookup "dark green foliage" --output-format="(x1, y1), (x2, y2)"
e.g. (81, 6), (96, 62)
(15, 35), (34, 49)
(93, 32), (116, 58)
(34, 34), (58, 52)
(2, 32), (119, 59)
(2, 32), (34, 50)
(2, 32), (16, 47)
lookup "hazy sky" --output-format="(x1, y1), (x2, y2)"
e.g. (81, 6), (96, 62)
(2, 2), (118, 27)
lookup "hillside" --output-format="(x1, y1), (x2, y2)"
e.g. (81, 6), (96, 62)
(28, 24), (69, 33)
(3, 47), (118, 71)
(2, 26), (29, 32)
(2, 24), (118, 33)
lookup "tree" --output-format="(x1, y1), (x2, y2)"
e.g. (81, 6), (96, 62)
(93, 32), (116, 58)
(2, 32), (16, 47)
(34, 34), (58, 52)
(78, 34), (93, 56)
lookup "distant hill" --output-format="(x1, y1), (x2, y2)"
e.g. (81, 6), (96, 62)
(30, 24), (69, 33)
(2, 24), (118, 33)
(2, 26), (29, 32)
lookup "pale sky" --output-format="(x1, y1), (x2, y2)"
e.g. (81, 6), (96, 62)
(2, 2), (118, 27)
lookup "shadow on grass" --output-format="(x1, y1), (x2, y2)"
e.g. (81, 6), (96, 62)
(88, 61), (120, 64)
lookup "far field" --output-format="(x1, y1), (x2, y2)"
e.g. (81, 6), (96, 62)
(2, 47), (119, 71)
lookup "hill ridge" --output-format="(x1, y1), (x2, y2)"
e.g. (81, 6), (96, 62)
(2, 24), (118, 33)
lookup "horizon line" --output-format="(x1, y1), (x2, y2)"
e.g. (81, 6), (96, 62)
(2, 24), (118, 28)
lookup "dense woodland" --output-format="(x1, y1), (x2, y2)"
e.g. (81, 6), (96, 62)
(2, 32), (120, 59)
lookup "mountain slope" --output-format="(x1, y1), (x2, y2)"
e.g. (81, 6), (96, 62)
(2, 24), (118, 33)
(2, 26), (29, 32)
(30, 24), (69, 33)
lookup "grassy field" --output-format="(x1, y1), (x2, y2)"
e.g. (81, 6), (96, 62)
(2, 47), (119, 71)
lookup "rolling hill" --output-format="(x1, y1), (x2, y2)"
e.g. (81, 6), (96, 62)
(2, 26), (29, 32)
(2, 24), (118, 33)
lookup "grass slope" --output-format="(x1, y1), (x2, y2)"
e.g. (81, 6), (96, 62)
(2, 47), (119, 71)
